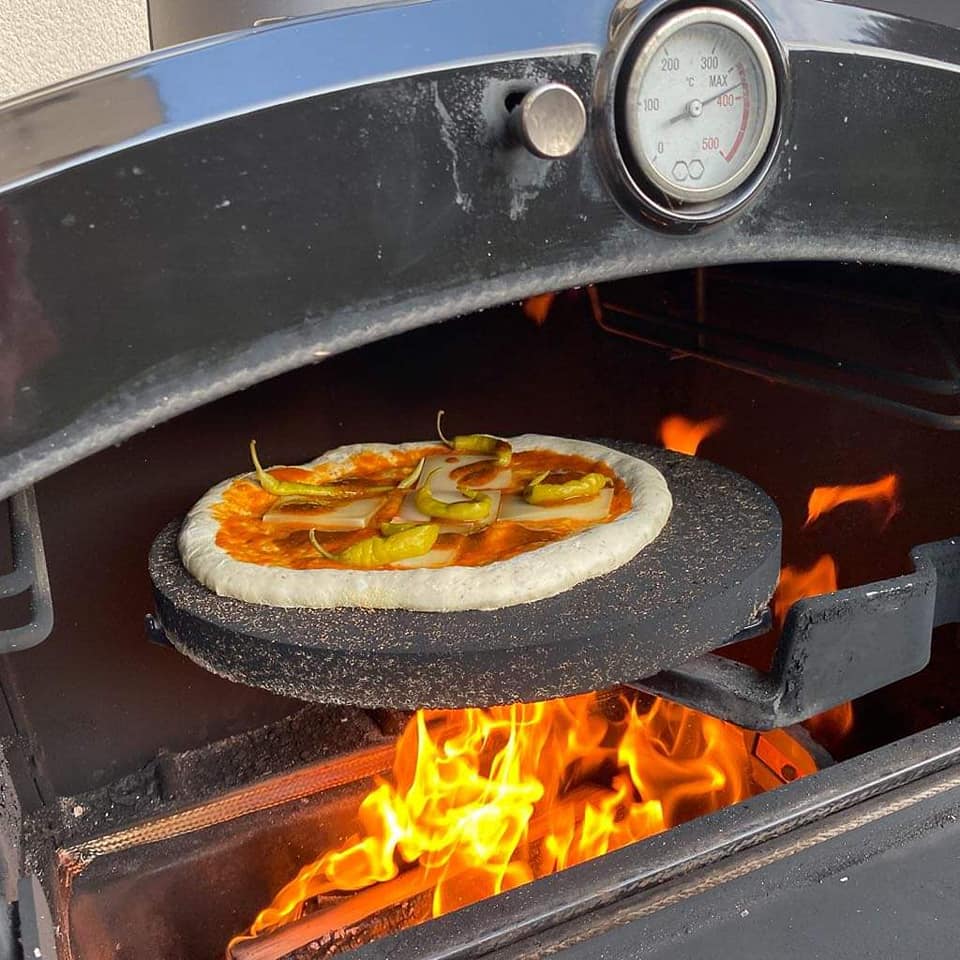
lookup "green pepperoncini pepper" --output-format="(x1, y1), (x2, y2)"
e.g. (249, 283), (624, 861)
(250, 440), (393, 500)
(414, 469), (492, 522)
(435, 410), (512, 467)
(308, 523), (440, 567)
(523, 471), (611, 505)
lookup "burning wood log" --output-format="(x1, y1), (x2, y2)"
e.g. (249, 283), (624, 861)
(229, 865), (437, 960)
(228, 786), (602, 960)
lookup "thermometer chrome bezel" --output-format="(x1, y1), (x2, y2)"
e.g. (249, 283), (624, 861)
(624, 7), (778, 203)
(595, 0), (788, 227)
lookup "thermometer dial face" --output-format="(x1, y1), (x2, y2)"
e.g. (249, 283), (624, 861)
(623, 7), (778, 204)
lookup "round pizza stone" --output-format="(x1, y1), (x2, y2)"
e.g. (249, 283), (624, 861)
(150, 442), (781, 708)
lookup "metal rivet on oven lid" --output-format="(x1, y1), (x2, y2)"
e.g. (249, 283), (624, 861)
(511, 83), (587, 159)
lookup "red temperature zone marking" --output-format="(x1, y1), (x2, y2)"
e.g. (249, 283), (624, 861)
(720, 62), (749, 163)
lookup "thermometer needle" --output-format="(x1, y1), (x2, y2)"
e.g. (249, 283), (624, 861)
(667, 82), (743, 124)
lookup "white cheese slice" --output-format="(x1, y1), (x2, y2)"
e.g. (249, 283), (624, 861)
(417, 454), (512, 492)
(395, 490), (502, 534)
(262, 497), (386, 530)
(498, 488), (614, 524)
(390, 544), (462, 569)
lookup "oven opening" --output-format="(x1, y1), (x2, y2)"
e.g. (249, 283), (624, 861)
(63, 690), (824, 960)
(23, 261), (960, 960)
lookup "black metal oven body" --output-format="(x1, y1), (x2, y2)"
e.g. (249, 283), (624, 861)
(0, 1), (959, 958)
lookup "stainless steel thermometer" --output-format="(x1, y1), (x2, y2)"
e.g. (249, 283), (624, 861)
(623, 6), (778, 204)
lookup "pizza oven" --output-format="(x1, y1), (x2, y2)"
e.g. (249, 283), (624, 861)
(1, 1), (960, 958)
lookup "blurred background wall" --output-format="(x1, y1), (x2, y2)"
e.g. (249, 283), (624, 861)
(0, 0), (150, 101)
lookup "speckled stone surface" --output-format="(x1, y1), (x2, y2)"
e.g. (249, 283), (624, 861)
(150, 444), (781, 708)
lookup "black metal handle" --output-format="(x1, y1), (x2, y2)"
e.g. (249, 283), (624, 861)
(0, 488), (53, 652)
(631, 537), (960, 730)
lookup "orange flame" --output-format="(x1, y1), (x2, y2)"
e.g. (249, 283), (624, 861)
(522, 293), (556, 326)
(805, 701), (855, 740)
(772, 555), (838, 627)
(659, 415), (726, 456)
(238, 692), (815, 944)
(805, 474), (900, 528)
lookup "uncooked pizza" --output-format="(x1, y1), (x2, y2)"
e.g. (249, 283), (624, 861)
(179, 416), (672, 611)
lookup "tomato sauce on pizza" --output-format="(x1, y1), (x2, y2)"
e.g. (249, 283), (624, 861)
(213, 446), (631, 570)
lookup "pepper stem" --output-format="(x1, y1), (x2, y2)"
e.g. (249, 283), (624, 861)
(436, 409), (452, 448)
(307, 529), (336, 560)
(249, 439), (277, 492)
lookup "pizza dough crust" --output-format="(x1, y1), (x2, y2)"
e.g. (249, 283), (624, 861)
(178, 435), (672, 612)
